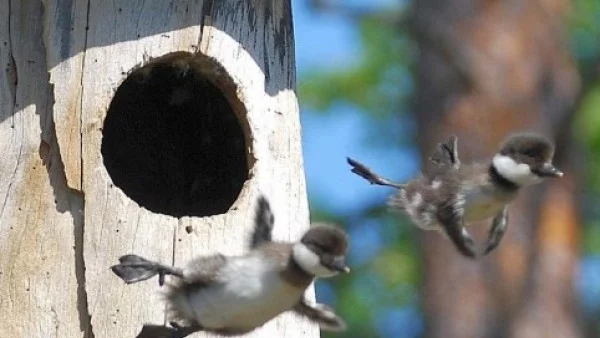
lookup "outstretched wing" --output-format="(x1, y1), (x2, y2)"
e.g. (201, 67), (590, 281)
(429, 135), (461, 169)
(250, 195), (274, 249)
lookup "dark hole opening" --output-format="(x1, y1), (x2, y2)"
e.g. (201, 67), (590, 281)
(101, 52), (249, 218)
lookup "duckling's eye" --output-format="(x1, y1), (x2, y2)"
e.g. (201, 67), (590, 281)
(311, 242), (330, 254)
(522, 148), (534, 157)
(522, 149), (539, 160)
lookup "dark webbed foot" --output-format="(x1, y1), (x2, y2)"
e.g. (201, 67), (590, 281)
(169, 322), (203, 338)
(136, 322), (203, 338)
(293, 299), (347, 332)
(346, 157), (406, 190)
(444, 226), (479, 259)
(111, 254), (184, 286)
(136, 324), (176, 338)
(483, 207), (509, 255)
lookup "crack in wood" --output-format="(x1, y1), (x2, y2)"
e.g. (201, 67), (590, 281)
(76, 0), (94, 335)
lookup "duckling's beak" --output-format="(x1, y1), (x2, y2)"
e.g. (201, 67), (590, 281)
(326, 256), (351, 273)
(535, 163), (563, 178)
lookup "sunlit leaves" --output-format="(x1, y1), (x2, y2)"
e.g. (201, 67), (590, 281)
(575, 84), (600, 191)
(299, 17), (414, 119)
(569, 0), (600, 72)
(372, 249), (418, 288)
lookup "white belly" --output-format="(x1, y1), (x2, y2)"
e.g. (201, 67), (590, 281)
(188, 256), (302, 331)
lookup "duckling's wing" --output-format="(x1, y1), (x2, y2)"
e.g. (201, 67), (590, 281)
(430, 135), (460, 169)
(250, 196), (274, 249)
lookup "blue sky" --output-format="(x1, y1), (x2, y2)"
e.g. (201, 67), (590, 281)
(292, 2), (425, 336)
(290, 0), (600, 331)
(293, 0), (418, 214)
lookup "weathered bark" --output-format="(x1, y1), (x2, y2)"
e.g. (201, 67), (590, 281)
(0, 1), (85, 337)
(1, 1), (317, 338)
(412, 0), (582, 337)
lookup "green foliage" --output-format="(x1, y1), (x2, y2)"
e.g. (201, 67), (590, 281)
(314, 206), (421, 337)
(299, 17), (414, 120)
(570, 0), (600, 257)
(301, 0), (600, 335)
(569, 0), (600, 76)
(575, 84), (600, 191)
(574, 84), (600, 255)
(583, 220), (600, 254)
(299, 16), (416, 150)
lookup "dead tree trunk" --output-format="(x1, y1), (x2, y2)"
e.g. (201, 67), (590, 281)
(412, 0), (582, 337)
(0, 1), (317, 337)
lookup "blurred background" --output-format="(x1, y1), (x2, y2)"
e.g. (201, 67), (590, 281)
(292, 0), (600, 337)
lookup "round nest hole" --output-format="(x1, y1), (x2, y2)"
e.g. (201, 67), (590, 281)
(101, 52), (250, 218)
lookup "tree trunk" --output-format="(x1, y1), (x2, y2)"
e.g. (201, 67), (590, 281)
(0, 1), (317, 338)
(412, 0), (582, 337)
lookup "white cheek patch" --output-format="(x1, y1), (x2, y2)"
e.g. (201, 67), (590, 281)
(292, 243), (337, 278)
(492, 154), (541, 186)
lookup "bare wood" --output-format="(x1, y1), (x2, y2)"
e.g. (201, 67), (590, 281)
(80, 1), (316, 337)
(79, 2), (204, 337)
(1, 0), (315, 337)
(0, 1), (86, 338)
(174, 2), (318, 337)
(43, 0), (89, 190)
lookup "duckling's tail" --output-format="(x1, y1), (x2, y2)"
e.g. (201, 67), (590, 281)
(346, 157), (406, 190)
